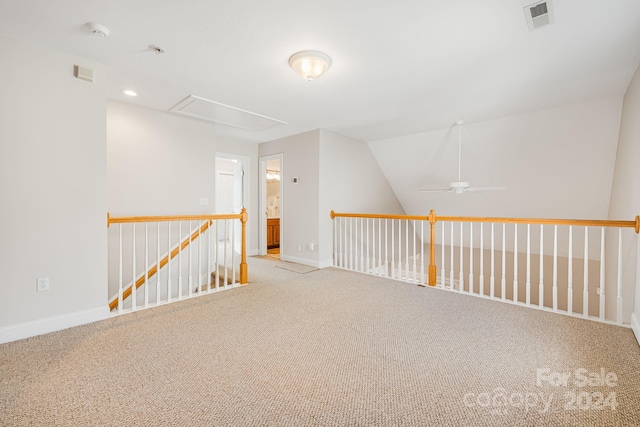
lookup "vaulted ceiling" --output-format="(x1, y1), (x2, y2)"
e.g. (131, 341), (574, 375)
(1, 0), (639, 144)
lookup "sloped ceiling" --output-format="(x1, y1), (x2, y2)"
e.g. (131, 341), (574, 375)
(369, 98), (624, 219)
(0, 0), (638, 144)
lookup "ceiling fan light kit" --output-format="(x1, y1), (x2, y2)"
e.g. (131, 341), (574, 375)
(420, 120), (506, 194)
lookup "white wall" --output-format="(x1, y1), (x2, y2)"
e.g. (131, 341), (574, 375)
(318, 130), (405, 266)
(607, 64), (640, 340)
(0, 36), (108, 342)
(259, 130), (320, 266)
(107, 101), (260, 253)
(369, 98), (623, 219)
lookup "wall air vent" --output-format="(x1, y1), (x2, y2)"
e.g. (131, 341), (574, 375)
(524, 0), (554, 31)
(169, 95), (287, 131)
(73, 65), (93, 82)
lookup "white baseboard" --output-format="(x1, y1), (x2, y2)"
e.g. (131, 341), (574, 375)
(0, 306), (109, 344)
(632, 313), (640, 347)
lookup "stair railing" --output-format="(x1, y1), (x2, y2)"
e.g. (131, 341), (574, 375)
(107, 208), (248, 314)
(330, 210), (639, 326)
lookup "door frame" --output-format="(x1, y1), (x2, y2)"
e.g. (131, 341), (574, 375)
(259, 153), (283, 256)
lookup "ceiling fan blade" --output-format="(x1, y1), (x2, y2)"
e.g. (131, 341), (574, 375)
(465, 186), (506, 192)
(418, 188), (454, 193)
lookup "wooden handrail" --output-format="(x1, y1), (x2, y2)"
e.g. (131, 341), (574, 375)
(330, 210), (640, 287)
(330, 211), (430, 221)
(108, 209), (249, 311)
(330, 210), (639, 231)
(109, 213), (242, 225)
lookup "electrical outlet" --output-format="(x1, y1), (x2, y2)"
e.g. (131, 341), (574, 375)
(200, 197), (209, 206)
(297, 245), (302, 252)
(36, 277), (50, 292)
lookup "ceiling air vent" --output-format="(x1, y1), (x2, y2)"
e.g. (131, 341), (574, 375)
(524, 0), (554, 31)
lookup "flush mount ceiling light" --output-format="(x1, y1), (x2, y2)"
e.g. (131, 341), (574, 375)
(288, 50), (332, 81)
(84, 22), (110, 38)
(121, 89), (138, 97)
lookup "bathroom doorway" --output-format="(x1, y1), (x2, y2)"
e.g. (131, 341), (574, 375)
(259, 154), (283, 258)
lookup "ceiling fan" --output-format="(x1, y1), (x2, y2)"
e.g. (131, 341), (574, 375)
(419, 120), (506, 194)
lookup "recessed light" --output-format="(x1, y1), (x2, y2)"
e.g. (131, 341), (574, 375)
(121, 89), (138, 97)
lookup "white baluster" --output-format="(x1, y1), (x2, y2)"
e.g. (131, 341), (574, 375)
(177, 221), (182, 301)
(188, 220), (192, 298)
(223, 220), (228, 287)
(207, 220), (212, 293)
(583, 227), (589, 318)
(232, 218), (236, 285)
(412, 220), (417, 282)
(144, 222), (149, 308)
(215, 220), (219, 291)
(599, 227), (605, 321)
(553, 225), (558, 312)
(392, 220), (396, 278)
(539, 224), (544, 308)
(501, 223), (506, 300)
(568, 226), (573, 315)
(366, 218), (370, 273)
(378, 219), (383, 276)
(526, 224), (531, 306)
(157, 223), (161, 305)
(407, 219), (411, 281)
(441, 221), (445, 287)
(332, 218), (340, 267)
(513, 224), (518, 304)
(450, 222), (454, 290)
(118, 224), (123, 314)
(343, 218), (347, 269)
(349, 218), (354, 271)
(345, 218), (349, 269)
(132, 223), (136, 311)
(361, 217), (366, 272)
(166, 221), (171, 303)
(340, 218), (344, 268)
(354, 217), (359, 272)
(420, 221), (425, 285)
(198, 221), (202, 292)
(384, 219), (389, 277)
(490, 223), (495, 298)
(469, 223), (473, 294)
(479, 223), (484, 296)
(398, 220), (403, 279)
(459, 222), (464, 293)
(617, 228), (623, 324)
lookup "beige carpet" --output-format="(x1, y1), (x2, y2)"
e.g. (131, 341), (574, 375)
(1, 256), (639, 426)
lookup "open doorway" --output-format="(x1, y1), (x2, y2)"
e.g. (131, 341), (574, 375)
(215, 154), (249, 250)
(259, 154), (283, 258)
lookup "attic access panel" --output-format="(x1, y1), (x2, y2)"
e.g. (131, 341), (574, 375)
(170, 95), (287, 131)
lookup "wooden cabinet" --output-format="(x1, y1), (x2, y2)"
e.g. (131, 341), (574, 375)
(267, 218), (280, 248)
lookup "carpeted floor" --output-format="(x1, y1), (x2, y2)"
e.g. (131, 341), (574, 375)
(1, 256), (639, 426)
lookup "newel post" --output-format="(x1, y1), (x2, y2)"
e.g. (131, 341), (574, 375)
(428, 209), (437, 286)
(240, 208), (248, 284)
